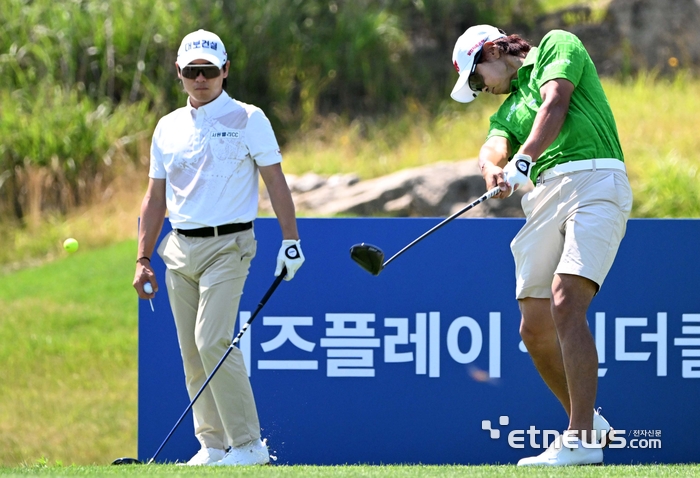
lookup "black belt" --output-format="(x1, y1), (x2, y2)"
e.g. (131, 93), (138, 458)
(175, 222), (253, 237)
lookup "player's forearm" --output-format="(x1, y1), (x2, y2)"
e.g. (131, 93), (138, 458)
(260, 165), (299, 240)
(137, 183), (166, 260)
(269, 190), (299, 240)
(478, 139), (510, 172)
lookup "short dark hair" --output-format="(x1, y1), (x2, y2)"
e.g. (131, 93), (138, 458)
(492, 35), (532, 58)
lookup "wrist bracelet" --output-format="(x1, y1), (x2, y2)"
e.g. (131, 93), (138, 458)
(137, 256), (150, 263)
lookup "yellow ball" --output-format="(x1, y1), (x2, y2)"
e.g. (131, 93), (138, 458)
(63, 238), (79, 253)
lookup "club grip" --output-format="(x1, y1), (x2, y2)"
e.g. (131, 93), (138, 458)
(485, 185), (502, 198)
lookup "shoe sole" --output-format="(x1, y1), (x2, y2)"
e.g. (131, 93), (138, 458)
(518, 461), (604, 467)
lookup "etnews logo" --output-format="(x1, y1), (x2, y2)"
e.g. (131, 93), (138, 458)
(482, 416), (662, 450)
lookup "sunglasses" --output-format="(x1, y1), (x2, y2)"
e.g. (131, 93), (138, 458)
(179, 64), (223, 80)
(468, 49), (486, 92)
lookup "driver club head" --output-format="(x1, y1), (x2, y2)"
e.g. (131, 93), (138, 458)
(111, 457), (143, 465)
(349, 243), (385, 276)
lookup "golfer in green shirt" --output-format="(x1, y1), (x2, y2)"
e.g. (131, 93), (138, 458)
(451, 26), (633, 466)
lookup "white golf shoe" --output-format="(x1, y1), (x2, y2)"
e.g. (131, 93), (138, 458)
(593, 408), (613, 445)
(210, 438), (270, 466)
(517, 431), (603, 466)
(179, 447), (226, 466)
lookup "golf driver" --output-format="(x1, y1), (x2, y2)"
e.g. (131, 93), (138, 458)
(350, 186), (501, 275)
(111, 267), (287, 465)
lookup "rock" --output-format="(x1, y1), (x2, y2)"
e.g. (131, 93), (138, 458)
(260, 159), (530, 218)
(289, 172), (326, 193)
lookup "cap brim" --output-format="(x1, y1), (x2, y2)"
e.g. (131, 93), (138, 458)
(177, 52), (224, 68)
(450, 73), (479, 103)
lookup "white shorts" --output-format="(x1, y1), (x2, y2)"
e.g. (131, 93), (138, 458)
(510, 169), (633, 299)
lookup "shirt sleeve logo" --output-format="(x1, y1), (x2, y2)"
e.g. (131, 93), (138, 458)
(543, 58), (572, 70)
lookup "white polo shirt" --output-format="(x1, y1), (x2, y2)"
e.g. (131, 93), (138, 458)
(149, 91), (282, 229)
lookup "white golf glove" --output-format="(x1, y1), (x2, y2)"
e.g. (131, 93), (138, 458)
(502, 153), (533, 196)
(275, 239), (305, 281)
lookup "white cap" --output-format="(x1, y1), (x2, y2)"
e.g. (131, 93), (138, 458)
(177, 29), (227, 68)
(450, 25), (506, 103)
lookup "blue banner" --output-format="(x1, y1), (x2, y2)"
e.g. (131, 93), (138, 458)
(138, 218), (700, 464)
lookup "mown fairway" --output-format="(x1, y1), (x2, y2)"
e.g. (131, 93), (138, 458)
(0, 241), (139, 465)
(1, 464), (700, 477)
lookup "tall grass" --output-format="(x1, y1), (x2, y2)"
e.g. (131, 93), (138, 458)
(278, 95), (504, 178)
(605, 72), (700, 217)
(0, 0), (574, 228)
(0, 169), (146, 273)
(0, 85), (154, 222)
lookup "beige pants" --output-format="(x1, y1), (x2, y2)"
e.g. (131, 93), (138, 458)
(157, 228), (260, 450)
(511, 169), (633, 299)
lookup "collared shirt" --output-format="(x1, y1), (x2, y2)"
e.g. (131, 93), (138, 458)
(150, 91), (282, 229)
(486, 30), (624, 181)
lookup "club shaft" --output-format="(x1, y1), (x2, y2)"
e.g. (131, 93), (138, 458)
(383, 186), (501, 268)
(148, 269), (286, 464)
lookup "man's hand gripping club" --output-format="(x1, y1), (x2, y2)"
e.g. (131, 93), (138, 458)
(502, 153), (533, 196)
(275, 239), (305, 280)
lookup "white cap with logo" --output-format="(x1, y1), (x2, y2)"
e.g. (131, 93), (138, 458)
(450, 25), (506, 103)
(177, 29), (228, 68)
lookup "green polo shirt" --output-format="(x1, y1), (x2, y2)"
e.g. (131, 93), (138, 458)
(486, 30), (624, 181)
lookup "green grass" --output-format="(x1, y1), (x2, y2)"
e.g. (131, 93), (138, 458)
(0, 240), (138, 465)
(279, 96), (501, 180)
(0, 464), (699, 476)
(604, 73), (700, 217)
